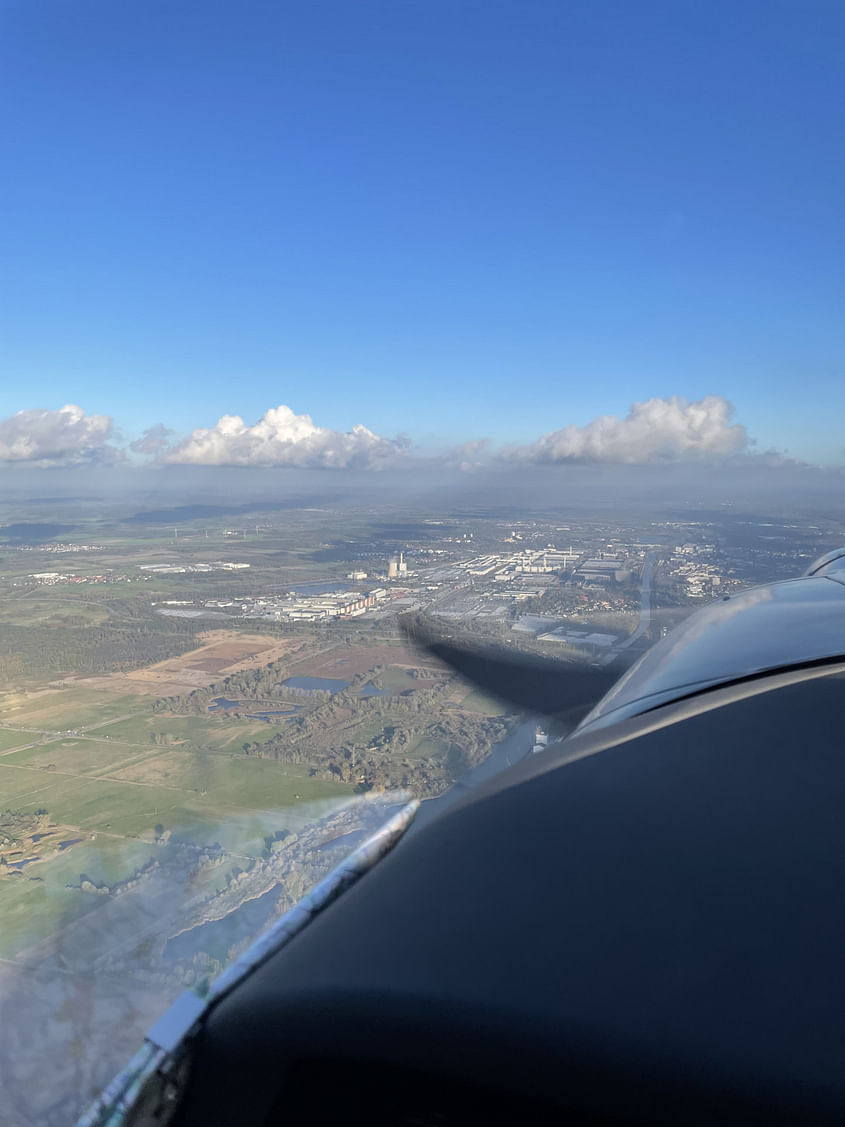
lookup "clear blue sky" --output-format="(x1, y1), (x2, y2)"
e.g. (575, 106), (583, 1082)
(1, 0), (843, 462)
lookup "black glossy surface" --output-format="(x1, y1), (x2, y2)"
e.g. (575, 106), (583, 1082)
(174, 667), (845, 1126)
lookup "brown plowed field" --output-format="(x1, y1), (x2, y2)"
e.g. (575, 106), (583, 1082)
(74, 632), (307, 696)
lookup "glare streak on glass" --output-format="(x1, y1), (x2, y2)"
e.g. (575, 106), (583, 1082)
(73, 799), (419, 1127)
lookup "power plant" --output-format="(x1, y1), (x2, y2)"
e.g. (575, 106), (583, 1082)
(388, 551), (408, 579)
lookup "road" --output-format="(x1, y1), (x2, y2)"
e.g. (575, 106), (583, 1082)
(601, 551), (658, 665)
(0, 708), (150, 757)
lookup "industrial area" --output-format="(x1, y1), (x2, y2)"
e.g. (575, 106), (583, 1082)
(135, 535), (754, 666)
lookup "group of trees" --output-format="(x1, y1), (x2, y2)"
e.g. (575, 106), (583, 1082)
(0, 615), (206, 682)
(238, 673), (513, 798)
(154, 658), (392, 717)
(153, 644), (517, 800)
(154, 658), (293, 715)
(0, 809), (52, 869)
(149, 731), (178, 746)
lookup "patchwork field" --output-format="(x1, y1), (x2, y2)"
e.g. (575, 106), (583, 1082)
(0, 716), (348, 840)
(0, 637), (356, 866)
(68, 631), (308, 696)
(0, 626), (500, 966)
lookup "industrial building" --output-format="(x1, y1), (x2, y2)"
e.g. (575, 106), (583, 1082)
(388, 552), (408, 579)
(242, 589), (388, 623)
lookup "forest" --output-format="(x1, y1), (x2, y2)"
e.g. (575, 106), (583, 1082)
(0, 616), (207, 681)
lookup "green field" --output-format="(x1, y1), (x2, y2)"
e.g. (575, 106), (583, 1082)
(3, 738), (155, 775)
(0, 679), (348, 844)
(94, 713), (283, 751)
(0, 688), (145, 729)
(0, 742), (349, 835)
(0, 597), (112, 627)
(342, 713), (405, 748)
(406, 736), (450, 758)
(0, 769), (184, 831)
(0, 727), (42, 752)
(0, 834), (170, 955)
(370, 666), (419, 692)
(0, 763), (76, 804)
(107, 749), (345, 809)
(0, 872), (95, 955)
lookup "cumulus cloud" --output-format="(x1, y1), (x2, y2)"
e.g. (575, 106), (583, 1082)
(505, 395), (749, 465)
(0, 404), (115, 466)
(162, 405), (406, 469)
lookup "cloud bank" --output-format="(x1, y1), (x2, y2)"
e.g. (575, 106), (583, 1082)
(0, 405), (115, 466)
(162, 405), (405, 469)
(504, 395), (749, 464)
(0, 395), (772, 472)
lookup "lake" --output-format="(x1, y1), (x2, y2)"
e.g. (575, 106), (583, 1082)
(282, 676), (350, 693)
(208, 697), (301, 721)
(280, 678), (386, 696)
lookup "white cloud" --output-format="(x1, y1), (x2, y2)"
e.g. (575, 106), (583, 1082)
(0, 404), (115, 465)
(505, 395), (749, 464)
(162, 405), (405, 469)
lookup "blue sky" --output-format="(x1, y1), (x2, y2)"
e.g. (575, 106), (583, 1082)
(1, 0), (843, 465)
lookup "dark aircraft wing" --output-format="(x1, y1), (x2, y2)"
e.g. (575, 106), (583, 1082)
(78, 551), (845, 1127)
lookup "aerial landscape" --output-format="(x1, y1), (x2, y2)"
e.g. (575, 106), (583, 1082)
(0, 488), (839, 967)
(0, 486), (841, 1119)
(2, 0), (844, 1121)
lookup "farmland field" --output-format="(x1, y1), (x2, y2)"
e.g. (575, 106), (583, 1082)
(106, 750), (341, 808)
(91, 713), (283, 752)
(3, 738), (155, 775)
(0, 605), (514, 981)
(0, 598), (112, 627)
(0, 640), (358, 915)
(0, 727), (42, 752)
(0, 753), (347, 837)
(0, 688), (143, 729)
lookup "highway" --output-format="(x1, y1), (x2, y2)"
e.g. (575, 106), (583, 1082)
(601, 551), (658, 665)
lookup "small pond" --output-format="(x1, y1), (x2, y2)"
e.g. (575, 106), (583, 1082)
(281, 676), (350, 693)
